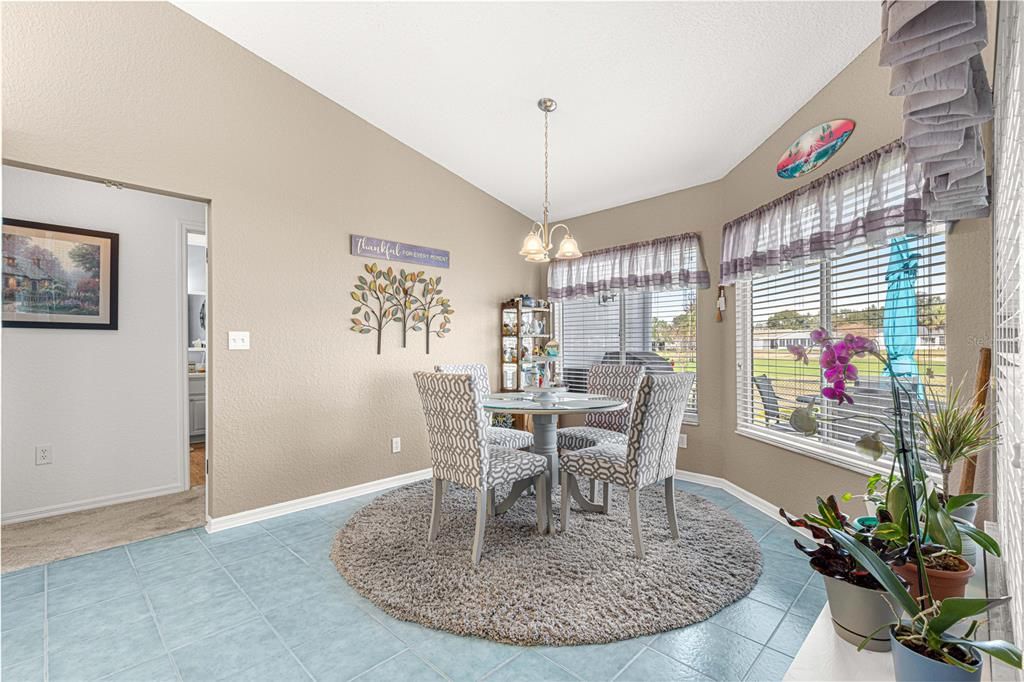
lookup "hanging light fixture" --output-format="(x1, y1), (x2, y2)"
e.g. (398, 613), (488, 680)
(519, 98), (582, 263)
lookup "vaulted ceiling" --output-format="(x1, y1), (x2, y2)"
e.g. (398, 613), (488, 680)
(177, 2), (880, 219)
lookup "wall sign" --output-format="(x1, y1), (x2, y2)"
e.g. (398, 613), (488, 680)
(776, 119), (856, 179)
(350, 234), (449, 269)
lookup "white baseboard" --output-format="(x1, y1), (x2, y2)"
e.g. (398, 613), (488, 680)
(2, 483), (185, 525)
(206, 468), (433, 533)
(675, 469), (785, 523)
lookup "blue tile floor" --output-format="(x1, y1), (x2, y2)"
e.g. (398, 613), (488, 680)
(1, 480), (824, 682)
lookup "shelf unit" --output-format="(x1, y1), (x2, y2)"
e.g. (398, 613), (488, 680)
(500, 297), (558, 392)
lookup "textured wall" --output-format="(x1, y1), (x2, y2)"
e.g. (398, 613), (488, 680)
(2, 2), (541, 518)
(561, 29), (994, 515)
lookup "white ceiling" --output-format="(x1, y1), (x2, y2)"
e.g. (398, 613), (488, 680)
(177, 2), (880, 220)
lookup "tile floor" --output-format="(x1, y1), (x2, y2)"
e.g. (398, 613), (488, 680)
(1, 481), (824, 682)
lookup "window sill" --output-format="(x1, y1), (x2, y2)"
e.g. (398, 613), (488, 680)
(735, 425), (891, 479)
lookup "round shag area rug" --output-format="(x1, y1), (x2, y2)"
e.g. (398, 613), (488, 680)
(331, 480), (762, 646)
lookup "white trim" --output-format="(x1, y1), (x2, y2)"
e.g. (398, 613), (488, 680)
(675, 468), (780, 520)
(206, 467), (433, 533)
(2, 483), (185, 525)
(176, 221), (190, 493)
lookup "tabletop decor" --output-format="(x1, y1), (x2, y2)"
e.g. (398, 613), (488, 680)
(775, 119), (855, 179)
(331, 480), (761, 646)
(3, 218), (118, 330)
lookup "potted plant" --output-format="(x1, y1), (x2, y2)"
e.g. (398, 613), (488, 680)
(831, 529), (1021, 681)
(779, 495), (905, 651)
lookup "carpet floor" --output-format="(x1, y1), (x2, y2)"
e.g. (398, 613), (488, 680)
(1, 486), (205, 573)
(333, 479), (762, 646)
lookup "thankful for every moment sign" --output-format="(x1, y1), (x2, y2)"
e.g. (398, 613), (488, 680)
(350, 234), (450, 269)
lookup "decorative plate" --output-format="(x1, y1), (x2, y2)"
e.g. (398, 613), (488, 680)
(776, 119), (855, 179)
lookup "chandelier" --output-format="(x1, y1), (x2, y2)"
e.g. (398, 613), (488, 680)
(519, 98), (582, 263)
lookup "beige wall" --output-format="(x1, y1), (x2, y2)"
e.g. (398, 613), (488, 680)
(2, 2), (541, 518)
(562, 34), (994, 514)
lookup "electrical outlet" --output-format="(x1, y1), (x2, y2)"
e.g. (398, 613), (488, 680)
(678, 434), (688, 449)
(391, 437), (401, 454)
(35, 444), (53, 465)
(228, 331), (250, 350)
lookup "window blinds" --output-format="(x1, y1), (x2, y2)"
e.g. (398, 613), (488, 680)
(736, 226), (948, 470)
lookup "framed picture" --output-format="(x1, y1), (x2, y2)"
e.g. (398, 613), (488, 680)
(2, 218), (119, 330)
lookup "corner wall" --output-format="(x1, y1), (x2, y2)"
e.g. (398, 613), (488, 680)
(562, 30), (994, 513)
(2, 2), (540, 519)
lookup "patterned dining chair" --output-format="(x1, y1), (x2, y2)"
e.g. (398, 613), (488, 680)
(435, 364), (534, 450)
(556, 364), (645, 506)
(414, 372), (549, 565)
(558, 372), (695, 559)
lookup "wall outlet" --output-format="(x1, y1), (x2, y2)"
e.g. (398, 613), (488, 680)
(228, 331), (250, 350)
(678, 434), (688, 449)
(391, 437), (401, 454)
(35, 444), (53, 465)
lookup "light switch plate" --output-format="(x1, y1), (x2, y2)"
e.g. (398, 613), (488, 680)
(678, 434), (687, 449)
(391, 437), (401, 454)
(228, 331), (250, 350)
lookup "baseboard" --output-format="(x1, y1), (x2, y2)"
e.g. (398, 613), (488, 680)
(675, 469), (784, 523)
(206, 468), (433, 533)
(2, 483), (185, 525)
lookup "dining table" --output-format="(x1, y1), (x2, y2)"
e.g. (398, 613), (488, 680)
(481, 390), (627, 533)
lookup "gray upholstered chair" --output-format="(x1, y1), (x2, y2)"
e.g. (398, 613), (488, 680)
(435, 363), (534, 451)
(414, 371), (548, 564)
(558, 372), (695, 559)
(556, 364), (645, 505)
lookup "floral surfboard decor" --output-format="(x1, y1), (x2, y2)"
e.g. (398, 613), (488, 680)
(776, 119), (855, 179)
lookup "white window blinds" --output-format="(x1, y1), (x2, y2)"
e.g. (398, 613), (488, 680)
(736, 225), (948, 470)
(992, 0), (1024, 649)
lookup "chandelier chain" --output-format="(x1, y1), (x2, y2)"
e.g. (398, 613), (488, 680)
(543, 110), (550, 221)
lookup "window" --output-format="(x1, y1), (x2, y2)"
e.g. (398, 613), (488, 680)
(558, 288), (698, 422)
(736, 225), (947, 470)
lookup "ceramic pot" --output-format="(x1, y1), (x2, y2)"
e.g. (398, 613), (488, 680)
(950, 503), (979, 566)
(893, 556), (974, 602)
(890, 627), (981, 681)
(823, 575), (901, 652)
(852, 516), (878, 533)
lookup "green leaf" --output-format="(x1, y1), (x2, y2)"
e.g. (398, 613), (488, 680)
(873, 522), (908, 545)
(942, 636), (1023, 669)
(929, 597), (1010, 637)
(928, 491), (962, 554)
(352, 306), (362, 315)
(944, 494), (986, 512)
(828, 529), (920, 617)
(816, 497), (841, 529)
(953, 519), (1001, 557)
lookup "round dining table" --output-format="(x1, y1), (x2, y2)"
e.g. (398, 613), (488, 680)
(482, 391), (626, 533)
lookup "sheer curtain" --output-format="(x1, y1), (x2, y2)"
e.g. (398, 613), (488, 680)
(548, 233), (710, 301)
(719, 141), (927, 285)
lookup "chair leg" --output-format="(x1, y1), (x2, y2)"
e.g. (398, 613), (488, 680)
(588, 478), (597, 502)
(628, 488), (644, 559)
(428, 477), (444, 543)
(472, 488), (488, 565)
(601, 482), (611, 514)
(534, 474), (547, 534)
(487, 488), (496, 517)
(560, 470), (572, 532)
(665, 476), (679, 540)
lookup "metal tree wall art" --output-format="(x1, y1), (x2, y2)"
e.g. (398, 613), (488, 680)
(350, 263), (400, 354)
(347, 263), (454, 354)
(413, 275), (454, 355)
(387, 268), (426, 348)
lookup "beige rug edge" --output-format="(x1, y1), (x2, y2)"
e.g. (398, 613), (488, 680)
(2, 486), (205, 573)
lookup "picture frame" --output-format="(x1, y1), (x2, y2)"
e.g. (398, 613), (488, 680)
(2, 218), (119, 330)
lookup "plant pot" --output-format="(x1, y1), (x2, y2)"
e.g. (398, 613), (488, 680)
(890, 627), (981, 681)
(950, 503), (979, 566)
(852, 516), (878, 533)
(893, 556), (974, 602)
(823, 575), (901, 652)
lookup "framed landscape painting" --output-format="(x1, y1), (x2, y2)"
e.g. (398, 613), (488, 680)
(2, 218), (119, 329)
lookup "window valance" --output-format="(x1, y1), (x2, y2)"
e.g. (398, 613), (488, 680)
(719, 141), (928, 285)
(547, 233), (710, 301)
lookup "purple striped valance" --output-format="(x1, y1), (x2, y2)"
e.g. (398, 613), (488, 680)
(548, 233), (710, 301)
(720, 141), (928, 285)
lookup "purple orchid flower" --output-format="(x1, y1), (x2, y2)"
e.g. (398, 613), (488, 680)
(821, 380), (854, 405)
(787, 344), (809, 364)
(810, 327), (830, 344)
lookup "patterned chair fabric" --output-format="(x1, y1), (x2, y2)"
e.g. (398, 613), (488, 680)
(414, 372), (546, 490)
(435, 363), (534, 450)
(560, 372), (696, 490)
(556, 364), (644, 452)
